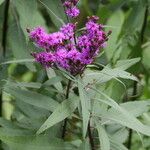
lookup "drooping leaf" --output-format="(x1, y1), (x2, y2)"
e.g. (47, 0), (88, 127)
(115, 58), (141, 70)
(8, 22), (36, 71)
(5, 80), (42, 89)
(4, 86), (59, 111)
(90, 86), (150, 136)
(15, 100), (49, 119)
(37, 95), (79, 134)
(95, 96), (150, 136)
(120, 101), (150, 117)
(0, 59), (34, 65)
(83, 67), (138, 86)
(0, 128), (76, 150)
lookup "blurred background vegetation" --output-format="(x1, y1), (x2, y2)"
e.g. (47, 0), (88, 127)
(0, 0), (150, 149)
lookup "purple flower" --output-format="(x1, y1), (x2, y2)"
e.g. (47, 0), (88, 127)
(48, 32), (65, 46)
(65, 7), (80, 18)
(63, 0), (80, 18)
(32, 52), (55, 67)
(60, 23), (76, 40)
(29, 27), (46, 41)
(67, 49), (81, 60)
(28, 15), (109, 75)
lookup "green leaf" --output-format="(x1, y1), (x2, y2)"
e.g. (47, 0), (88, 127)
(95, 96), (150, 136)
(38, 0), (66, 28)
(4, 86), (59, 111)
(96, 122), (110, 150)
(0, 128), (75, 150)
(107, 125), (128, 144)
(0, 118), (19, 129)
(91, 86), (150, 136)
(0, 59), (34, 65)
(120, 101), (150, 117)
(115, 58), (141, 70)
(123, 1), (146, 33)
(15, 100), (48, 119)
(110, 136), (128, 150)
(8, 22), (36, 71)
(83, 67), (138, 86)
(37, 96), (79, 134)
(78, 79), (90, 138)
(5, 80), (42, 89)
(105, 10), (124, 61)
(12, 0), (46, 36)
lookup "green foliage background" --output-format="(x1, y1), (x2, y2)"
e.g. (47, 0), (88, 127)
(0, 0), (150, 150)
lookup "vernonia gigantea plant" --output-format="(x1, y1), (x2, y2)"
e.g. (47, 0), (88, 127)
(27, 0), (110, 148)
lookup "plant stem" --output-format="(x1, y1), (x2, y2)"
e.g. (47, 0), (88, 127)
(127, 81), (137, 149)
(62, 80), (72, 139)
(127, 128), (133, 149)
(0, 0), (10, 116)
(2, 0), (10, 57)
(88, 121), (95, 150)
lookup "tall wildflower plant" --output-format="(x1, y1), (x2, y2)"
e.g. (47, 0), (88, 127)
(27, 0), (111, 148)
(28, 0), (109, 143)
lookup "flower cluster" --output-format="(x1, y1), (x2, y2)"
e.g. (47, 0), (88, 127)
(63, 0), (80, 18)
(28, 15), (109, 75)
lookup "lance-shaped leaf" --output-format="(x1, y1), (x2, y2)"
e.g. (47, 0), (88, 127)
(93, 90), (150, 136)
(8, 22), (36, 71)
(78, 79), (90, 138)
(83, 67), (138, 86)
(96, 122), (110, 150)
(115, 57), (141, 70)
(0, 128), (76, 150)
(37, 95), (79, 134)
(4, 86), (59, 111)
